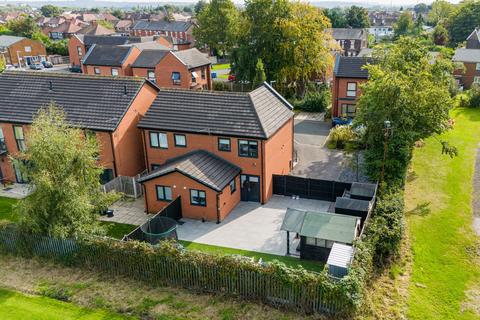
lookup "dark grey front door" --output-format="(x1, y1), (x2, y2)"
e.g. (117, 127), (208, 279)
(240, 174), (260, 202)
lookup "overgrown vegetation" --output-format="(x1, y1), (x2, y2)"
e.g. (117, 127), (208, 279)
(15, 105), (119, 238)
(327, 125), (357, 149)
(292, 84), (330, 112)
(460, 85), (480, 109)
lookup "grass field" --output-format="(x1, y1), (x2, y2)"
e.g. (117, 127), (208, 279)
(0, 196), (19, 222)
(211, 63), (231, 71)
(179, 240), (324, 272)
(0, 288), (129, 320)
(405, 107), (480, 319)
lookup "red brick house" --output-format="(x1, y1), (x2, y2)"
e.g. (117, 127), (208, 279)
(131, 48), (212, 90)
(137, 83), (294, 222)
(0, 71), (159, 184)
(331, 55), (371, 118)
(130, 21), (195, 47)
(82, 44), (141, 76)
(0, 35), (47, 67)
(329, 28), (369, 57)
(453, 29), (480, 89)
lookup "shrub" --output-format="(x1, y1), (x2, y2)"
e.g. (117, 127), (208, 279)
(327, 125), (357, 149)
(466, 85), (480, 108)
(37, 282), (74, 302)
(293, 87), (331, 112)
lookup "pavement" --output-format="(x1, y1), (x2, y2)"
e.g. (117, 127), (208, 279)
(99, 197), (151, 225)
(176, 195), (333, 256)
(292, 116), (345, 180)
(0, 183), (31, 199)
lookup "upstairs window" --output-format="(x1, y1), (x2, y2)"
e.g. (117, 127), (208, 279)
(174, 134), (186, 147)
(347, 82), (357, 97)
(13, 126), (26, 152)
(172, 72), (181, 85)
(150, 131), (168, 149)
(94, 67), (101, 75)
(0, 128), (6, 154)
(24, 46), (31, 53)
(111, 68), (119, 76)
(476, 63), (480, 71)
(77, 46), (82, 56)
(147, 70), (156, 82)
(238, 140), (258, 158)
(218, 138), (231, 152)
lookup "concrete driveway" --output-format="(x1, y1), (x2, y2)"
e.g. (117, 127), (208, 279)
(292, 117), (345, 180)
(176, 195), (332, 256)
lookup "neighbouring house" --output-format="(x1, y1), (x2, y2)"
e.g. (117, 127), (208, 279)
(137, 83), (294, 222)
(329, 28), (368, 57)
(453, 48), (480, 89)
(0, 71), (159, 184)
(130, 21), (195, 46)
(453, 28), (480, 89)
(368, 11), (397, 41)
(0, 35), (47, 68)
(79, 13), (119, 24)
(77, 22), (116, 37)
(131, 48), (212, 90)
(68, 34), (155, 70)
(49, 20), (86, 40)
(82, 44), (141, 76)
(115, 20), (133, 34)
(331, 55), (371, 118)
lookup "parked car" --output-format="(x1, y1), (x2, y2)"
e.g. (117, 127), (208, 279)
(5, 64), (15, 70)
(332, 117), (353, 127)
(42, 61), (53, 68)
(228, 74), (236, 82)
(69, 66), (82, 73)
(29, 63), (44, 70)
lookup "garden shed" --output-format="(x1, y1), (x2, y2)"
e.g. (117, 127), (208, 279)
(280, 208), (361, 262)
(326, 243), (354, 278)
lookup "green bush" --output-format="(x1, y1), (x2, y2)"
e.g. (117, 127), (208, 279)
(293, 87), (331, 112)
(37, 282), (74, 302)
(465, 85), (480, 108)
(327, 125), (357, 149)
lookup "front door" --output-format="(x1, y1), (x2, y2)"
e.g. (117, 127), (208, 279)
(240, 174), (260, 202)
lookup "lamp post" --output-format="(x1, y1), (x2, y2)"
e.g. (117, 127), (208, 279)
(380, 120), (392, 183)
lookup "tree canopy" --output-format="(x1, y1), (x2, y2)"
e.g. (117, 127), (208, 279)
(40, 4), (62, 17)
(413, 3), (429, 15)
(16, 105), (118, 238)
(193, 0), (239, 56)
(393, 11), (415, 39)
(345, 5), (370, 28)
(428, 0), (454, 26)
(194, 0), (208, 15)
(445, 0), (480, 46)
(231, 0), (334, 97)
(323, 7), (347, 28)
(7, 15), (40, 38)
(355, 37), (455, 183)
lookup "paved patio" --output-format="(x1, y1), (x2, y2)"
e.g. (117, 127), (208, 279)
(99, 197), (151, 225)
(0, 184), (32, 199)
(177, 195), (333, 256)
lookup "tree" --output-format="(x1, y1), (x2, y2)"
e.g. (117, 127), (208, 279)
(232, 0), (335, 97)
(40, 4), (62, 17)
(194, 0), (239, 56)
(324, 7), (347, 28)
(16, 105), (119, 238)
(393, 11), (414, 38)
(413, 3), (429, 15)
(0, 55), (5, 73)
(252, 58), (266, 88)
(111, 8), (124, 20)
(428, 0), (454, 26)
(345, 5), (370, 28)
(445, 0), (480, 46)
(194, 0), (208, 15)
(7, 15), (40, 38)
(91, 8), (100, 14)
(432, 23), (449, 45)
(355, 37), (454, 183)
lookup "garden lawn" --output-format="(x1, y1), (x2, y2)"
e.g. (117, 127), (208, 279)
(211, 63), (230, 71)
(179, 240), (324, 273)
(0, 288), (130, 320)
(405, 107), (480, 319)
(0, 197), (18, 222)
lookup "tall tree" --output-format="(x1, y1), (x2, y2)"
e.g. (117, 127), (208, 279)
(428, 0), (454, 26)
(393, 11), (414, 39)
(445, 0), (480, 46)
(40, 4), (62, 17)
(345, 5), (370, 28)
(7, 15), (40, 38)
(413, 3), (429, 15)
(16, 105), (118, 238)
(111, 8), (124, 19)
(193, 0), (239, 56)
(432, 23), (449, 45)
(194, 0), (207, 15)
(355, 37), (454, 182)
(252, 58), (266, 88)
(324, 7), (347, 28)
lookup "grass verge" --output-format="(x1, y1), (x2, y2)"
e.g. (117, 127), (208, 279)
(0, 287), (129, 320)
(404, 107), (480, 319)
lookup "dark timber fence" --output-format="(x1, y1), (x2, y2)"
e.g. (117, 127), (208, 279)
(0, 226), (354, 315)
(272, 175), (352, 202)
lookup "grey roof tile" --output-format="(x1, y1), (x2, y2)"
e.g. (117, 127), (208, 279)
(131, 50), (169, 68)
(82, 45), (133, 66)
(138, 150), (240, 191)
(329, 28), (367, 40)
(453, 48), (480, 63)
(138, 83), (293, 139)
(334, 55), (372, 78)
(172, 49), (211, 69)
(0, 35), (24, 48)
(0, 71), (149, 131)
(132, 20), (193, 32)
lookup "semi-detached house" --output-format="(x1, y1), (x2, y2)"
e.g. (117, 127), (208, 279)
(0, 71), (158, 184)
(137, 83), (294, 222)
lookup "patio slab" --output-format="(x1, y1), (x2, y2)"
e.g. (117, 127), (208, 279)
(99, 197), (151, 225)
(0, 184), (32, 199)
(177, 195), (332, 256)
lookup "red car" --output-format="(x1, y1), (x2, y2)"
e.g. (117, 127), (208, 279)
(228, 74), (236, 82)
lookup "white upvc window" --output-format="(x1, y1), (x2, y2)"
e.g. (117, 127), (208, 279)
(347, 82), (357, 97)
